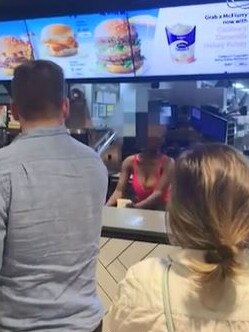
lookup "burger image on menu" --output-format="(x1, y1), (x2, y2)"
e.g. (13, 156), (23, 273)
(0, 36), (33, 75)
(41, 24), (78, 57)
(94, 19), (144, 74)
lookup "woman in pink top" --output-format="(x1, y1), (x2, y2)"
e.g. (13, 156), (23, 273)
(107, 126), (174, 210)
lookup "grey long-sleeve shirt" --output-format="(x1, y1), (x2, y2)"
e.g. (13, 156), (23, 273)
(0, 126), (108, 332)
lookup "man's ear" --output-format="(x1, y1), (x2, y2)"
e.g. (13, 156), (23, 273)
(11, 103), (20, 121)
(62, 98), (70, 119)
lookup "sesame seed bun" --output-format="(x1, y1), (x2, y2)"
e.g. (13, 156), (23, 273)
(94, 19), (137, 41)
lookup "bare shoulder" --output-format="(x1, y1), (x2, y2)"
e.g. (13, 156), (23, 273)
(122, 155), (134, 169)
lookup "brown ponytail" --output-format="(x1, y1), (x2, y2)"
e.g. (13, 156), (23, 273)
(169, 144), (249, 286)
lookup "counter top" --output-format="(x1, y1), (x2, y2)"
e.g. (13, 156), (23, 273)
(102, 207), (169, 244)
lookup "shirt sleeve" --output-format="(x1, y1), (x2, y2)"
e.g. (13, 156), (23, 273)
(0, 174), (10, 269)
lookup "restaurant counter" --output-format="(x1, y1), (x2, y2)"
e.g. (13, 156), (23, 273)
(101, 206), (168, 244)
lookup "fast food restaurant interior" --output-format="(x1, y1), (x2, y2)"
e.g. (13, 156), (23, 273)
(0, 0), (249, 327)
(1, 80), (249, 200)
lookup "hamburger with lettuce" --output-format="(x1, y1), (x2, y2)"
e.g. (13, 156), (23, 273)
(94, 19), (144, 74)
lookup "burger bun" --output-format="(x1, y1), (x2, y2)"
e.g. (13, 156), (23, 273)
(104, 59), (143, 74)
(94, 19), (136, 40)
(41, 24), (74, 42)
(41, 24), (78, 57)
(105, 63), (133, 74)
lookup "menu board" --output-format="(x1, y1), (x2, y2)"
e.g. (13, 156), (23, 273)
(0, 20), (33, 80)
(27, 13), (136, 78)
(0, 1), (248, 81)
(135, 2), (249, 76)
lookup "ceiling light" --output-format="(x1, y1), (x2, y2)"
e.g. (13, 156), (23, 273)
(242, 88), (249, 93)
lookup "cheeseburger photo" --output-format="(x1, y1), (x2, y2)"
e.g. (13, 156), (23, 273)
(0, 36), (33, 75)
(94, 19), (144, 74)
(41, 24), (78, 57)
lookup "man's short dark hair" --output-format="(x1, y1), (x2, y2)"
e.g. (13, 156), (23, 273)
(12, 60), (66, 120)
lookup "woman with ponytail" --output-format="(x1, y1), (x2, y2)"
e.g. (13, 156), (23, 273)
(107, 144), (249, 332)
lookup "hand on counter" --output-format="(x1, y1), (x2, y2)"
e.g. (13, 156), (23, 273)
(126, 201), (136, 209)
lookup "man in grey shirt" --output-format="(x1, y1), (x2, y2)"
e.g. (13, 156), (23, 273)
(0, 60), (107, 331)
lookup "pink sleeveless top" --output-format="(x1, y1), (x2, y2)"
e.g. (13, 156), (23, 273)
(131, 154), (170, 203)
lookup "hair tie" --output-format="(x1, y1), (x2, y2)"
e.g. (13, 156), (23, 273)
(205, 245), (234, 264)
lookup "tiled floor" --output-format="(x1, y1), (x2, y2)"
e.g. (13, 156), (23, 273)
(97, 237), (173, 332)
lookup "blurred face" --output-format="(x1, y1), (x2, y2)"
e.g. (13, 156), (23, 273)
(146, 125), (166, 151)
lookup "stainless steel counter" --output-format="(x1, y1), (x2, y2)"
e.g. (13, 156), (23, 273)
(101, 207), (168, 244)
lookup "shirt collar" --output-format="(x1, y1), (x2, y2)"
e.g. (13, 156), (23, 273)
(18, 125), (68, 139)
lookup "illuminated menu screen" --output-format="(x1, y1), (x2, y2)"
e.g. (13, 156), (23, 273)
(26, 13), (136, 79)
(0, 2), (248, 80)
(135, 3), (249, 77)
